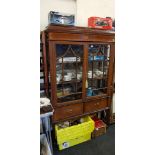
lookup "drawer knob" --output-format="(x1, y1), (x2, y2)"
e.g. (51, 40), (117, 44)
(95, 102), (100, 105)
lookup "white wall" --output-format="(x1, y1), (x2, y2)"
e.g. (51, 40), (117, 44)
(40, 0), (76, 30)
(76, 0), (114, 27)
(40, 0), (114, 29)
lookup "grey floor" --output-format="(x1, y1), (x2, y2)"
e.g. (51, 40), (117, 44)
(53, 124), (115, 155)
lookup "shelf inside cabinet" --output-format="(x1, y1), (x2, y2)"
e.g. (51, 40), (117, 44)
(86, 93), (108, 100)
(90, 87), (108, 91)
(57, 79), (82, 84)
(88, 77), (107, 80)
(57, 91), (82, 98)
(56, 61), (83, 64)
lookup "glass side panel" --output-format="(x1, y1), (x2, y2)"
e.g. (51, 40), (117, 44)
(86, 44), (110, 97)
(56, 44), (83, 103)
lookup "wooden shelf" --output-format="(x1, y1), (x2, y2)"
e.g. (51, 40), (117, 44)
(56, 61), (83, 64)
(88, 77), (107, 80)
(57, 79), (82, 84)
(57, 91), (82, 98)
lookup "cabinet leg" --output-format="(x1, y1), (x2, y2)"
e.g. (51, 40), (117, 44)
(101, 109), (111, 125)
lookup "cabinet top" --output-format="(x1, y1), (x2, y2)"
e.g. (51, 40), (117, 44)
(45, 24), (115, 36)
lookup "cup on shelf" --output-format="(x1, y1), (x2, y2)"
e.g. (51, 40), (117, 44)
(77, 73), (82, 80)
(56, 74), (62, 83)
(67, 73), (72, 77)
(95, 70), (103, 78)
(87, 87), (93, 96)
(63, 87), (71, 95)
(88, 71), (93, 78)
(64, 75), (71, 81)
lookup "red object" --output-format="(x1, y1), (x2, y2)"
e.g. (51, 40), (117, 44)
(88, 17), (112, 30)
(91, 116), (100, 122)
(95, 120), (105, 128)
(91, 117), (106, 128)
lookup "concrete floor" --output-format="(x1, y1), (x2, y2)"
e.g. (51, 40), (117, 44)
(53, 124), (115, 155)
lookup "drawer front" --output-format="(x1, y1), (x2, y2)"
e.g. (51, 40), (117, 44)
(48, 32), (114, 42)
(48, 32), (87, 41)
(84, 99), (107, 113)
(53, 103), (83, 122)
(87, 34), (114, 42)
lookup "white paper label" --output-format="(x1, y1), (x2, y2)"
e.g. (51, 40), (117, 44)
(62, 142), (70, 149)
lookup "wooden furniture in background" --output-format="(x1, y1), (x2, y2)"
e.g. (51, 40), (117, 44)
(40, 31), (49, 97)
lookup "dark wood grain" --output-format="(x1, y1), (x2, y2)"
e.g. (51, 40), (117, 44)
(52, 103), (83, 121)
(84, 99), (108, 113)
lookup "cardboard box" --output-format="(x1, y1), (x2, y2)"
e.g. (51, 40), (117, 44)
(91, 118), (107, 138)
(88, 17), (112, 30)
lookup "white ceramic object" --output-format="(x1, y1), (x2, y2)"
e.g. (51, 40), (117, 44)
(88, 71), (93, 78)
(77, 74), (82, 80)
(58, 57), (80, 63)
(64, 75), (71, 81)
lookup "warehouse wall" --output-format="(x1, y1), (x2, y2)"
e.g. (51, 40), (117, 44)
(40, 0), (114, 30)
(40, 0), (76, 30)
(76, 0), (114, 26)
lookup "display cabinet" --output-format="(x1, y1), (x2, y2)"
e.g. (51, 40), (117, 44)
(44, 25), (115, 123)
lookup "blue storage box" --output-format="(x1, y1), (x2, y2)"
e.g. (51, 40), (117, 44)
(48, 11), (75, 26)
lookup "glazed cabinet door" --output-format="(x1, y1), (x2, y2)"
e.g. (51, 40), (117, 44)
(49, 42), (85, 106)
(86, 43), (111, 99)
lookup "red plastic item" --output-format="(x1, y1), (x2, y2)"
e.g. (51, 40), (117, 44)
(88, 17), (112, 30)
(91, 117), (106, 128)
(95, 120), (105, 128)
(91, 116), (100, 122)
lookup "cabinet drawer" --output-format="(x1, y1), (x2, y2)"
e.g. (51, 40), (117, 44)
(53, 103), (83, 122)
(84, 99), (107, 113)
(48, 32), (87, 41)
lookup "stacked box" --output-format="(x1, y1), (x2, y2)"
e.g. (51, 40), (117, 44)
(55, 116), (94, 150)
(92, 118), (107, 138)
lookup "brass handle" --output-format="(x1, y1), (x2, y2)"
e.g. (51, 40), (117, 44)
(95, 102), (100, 106)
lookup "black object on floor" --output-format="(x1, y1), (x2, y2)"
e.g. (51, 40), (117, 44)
(53, 124), (115, 155)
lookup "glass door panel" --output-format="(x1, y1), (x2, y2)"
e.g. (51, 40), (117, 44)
(87, 44), (110, 97)
(55, 44), (83, 103)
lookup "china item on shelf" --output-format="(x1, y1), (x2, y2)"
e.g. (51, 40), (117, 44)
(77, 73), (82, 80)
(63, 87), (71, 95)
(58, 57), (80, 63)
(87, 87), (93, 96)
(56, 74), (62, 83)
(89, 55), (104, 61)
(64, 75), (72, 81)
(88, 71), (93, 78)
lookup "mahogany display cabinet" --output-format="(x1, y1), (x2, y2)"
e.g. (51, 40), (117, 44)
(43, 24), (115, 123)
